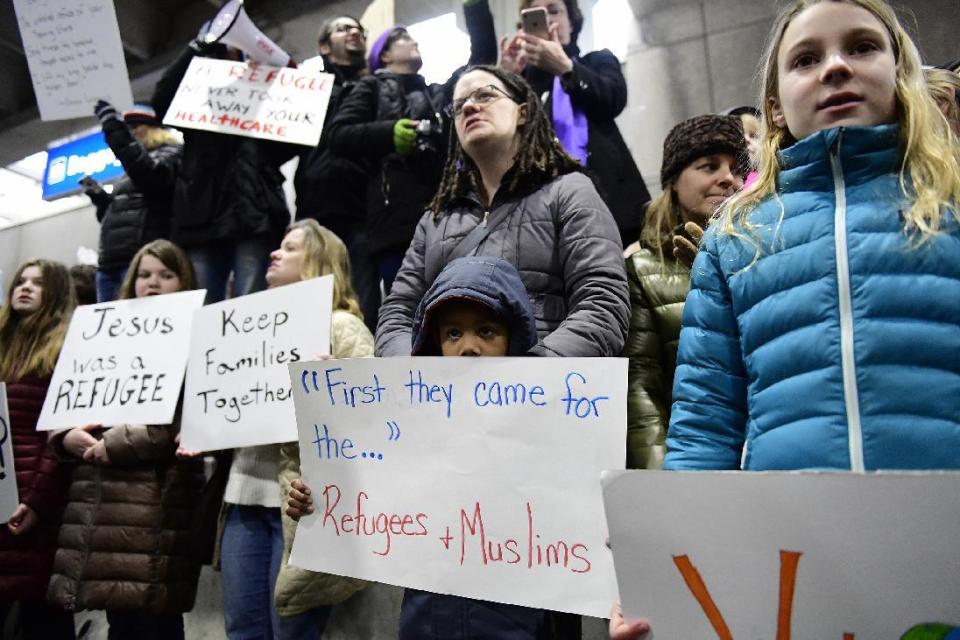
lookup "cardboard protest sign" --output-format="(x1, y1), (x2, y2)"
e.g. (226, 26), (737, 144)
(13, 0), (133, 121)
(38, 290), (205, 430)
(602, 470), (960, 638)
(0, 384), (17, 521)
(287, 357), (626, 618)
(161, 58), (333, 146)
(180, 277), (333, 451)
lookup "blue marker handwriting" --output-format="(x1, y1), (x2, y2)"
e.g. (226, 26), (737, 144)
(405, 369), (453, 418)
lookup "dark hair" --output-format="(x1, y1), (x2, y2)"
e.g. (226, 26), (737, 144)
(69, 264), (97, 306)
(429, 65), (582, 214)
(317, 15), (364, 47)
(519, 0), (583, 42)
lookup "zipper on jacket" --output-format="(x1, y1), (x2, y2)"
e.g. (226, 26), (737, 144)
(482, 210), (489, 226)
(829, 129), (865, 473)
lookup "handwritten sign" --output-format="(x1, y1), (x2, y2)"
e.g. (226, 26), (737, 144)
(287, 357), (626, 618)
(0, 384), (17, 520)
(37, 290), (206, 430)
(180, 277), (333, 451)
(602, 470), (960, 638)
(162, 58), (333, 146)
(13, 0), (133, 121)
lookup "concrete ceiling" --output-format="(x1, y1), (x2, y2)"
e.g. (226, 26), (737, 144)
(0, 0), (338, 167)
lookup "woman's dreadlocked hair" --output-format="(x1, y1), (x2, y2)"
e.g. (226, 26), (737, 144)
(429, 65), (582, 216)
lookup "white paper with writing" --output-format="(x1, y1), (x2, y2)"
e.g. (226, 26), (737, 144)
(288, 357), (626, 618)
(0, 384), (18, 520)
(162, 58), (333, 146)
(180, 277), (333, 451)
(38, 290), (206, 430)
(603, 470), (960, 638)
(14, 0), (133, 121)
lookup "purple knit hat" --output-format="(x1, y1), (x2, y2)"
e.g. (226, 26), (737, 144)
(367, 24), (406, 73)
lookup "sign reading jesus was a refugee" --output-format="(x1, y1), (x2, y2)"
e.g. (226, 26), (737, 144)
(162, 57), (333, 146)
(287, 357), (627, 618)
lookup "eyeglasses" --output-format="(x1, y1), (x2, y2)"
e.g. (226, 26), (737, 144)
(331, 23), (367, 38)
(446, 85), (516, 118)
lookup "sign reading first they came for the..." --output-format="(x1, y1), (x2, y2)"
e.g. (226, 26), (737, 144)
(37, 290), (206, 430)
(0, 384), (18, 521)
(287, 357), (627, 618)
(13, 0), (133, 121)
(603, 470), (960, 639)
(179, 276), (334, 452)
(162, 57), (333, 146)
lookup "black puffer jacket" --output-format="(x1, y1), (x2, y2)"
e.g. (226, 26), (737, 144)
(151, 46), (295, 248)
(293, 58), (368, 237)
(97, 118), (180, 269)
(376, 171), (629, 357)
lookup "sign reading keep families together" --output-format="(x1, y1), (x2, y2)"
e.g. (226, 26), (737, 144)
(287, 357), (628, 618)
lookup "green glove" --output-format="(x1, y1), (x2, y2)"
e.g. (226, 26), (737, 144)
(393, 118), (418, 155)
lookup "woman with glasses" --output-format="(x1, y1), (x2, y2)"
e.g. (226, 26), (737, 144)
(379, 63), (628, 638)
(377, 64), (628, 359)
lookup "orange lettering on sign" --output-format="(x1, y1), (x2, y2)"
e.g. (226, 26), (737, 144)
(672, 555), (733, 640)
(777, 550), (803, 640)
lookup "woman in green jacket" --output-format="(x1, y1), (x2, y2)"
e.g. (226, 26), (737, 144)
(623, 114), (747, 468)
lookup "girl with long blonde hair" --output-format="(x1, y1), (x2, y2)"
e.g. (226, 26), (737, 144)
(0, 259), (76, 639)
(218, 219), (372, 640)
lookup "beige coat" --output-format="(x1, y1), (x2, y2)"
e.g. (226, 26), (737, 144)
(274, 310), (375, 615)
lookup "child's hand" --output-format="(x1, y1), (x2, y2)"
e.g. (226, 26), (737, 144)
(7, 503), (39, 536)
(63, 424), (101, 458)
(609, 603), (651, 640)
(287, 478), (314, 521)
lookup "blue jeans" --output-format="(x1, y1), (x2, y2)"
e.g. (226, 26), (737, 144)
(96, 266), (127, 302)
(220, 505), (330, 640)
(399, 589), (545, 640)
(189, 237), (272, 304)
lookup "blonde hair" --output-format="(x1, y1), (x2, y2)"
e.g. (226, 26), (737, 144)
(289, 219), (363, 320)
(139, 126), (181, 151)
(717, 0), (960, 255)
(640, 190), (682, 265)
(117, 239), (197, 300)
(925, 67), (960, 136)
(0, 259), (76, 381)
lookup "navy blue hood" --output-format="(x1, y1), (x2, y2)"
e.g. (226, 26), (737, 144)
(411, 257), (538, 356)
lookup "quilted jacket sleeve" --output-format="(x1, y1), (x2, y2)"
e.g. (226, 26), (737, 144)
(623, 257), (668, 469)
(530, 174), (630, 357)
(19, 435), (68, 521)
(375, 214), (430, 356)
(101, 119), (181, 198)
(102, 423), (178, 466)
(664, 234), (748, 470)
(330, 311), (375, 360)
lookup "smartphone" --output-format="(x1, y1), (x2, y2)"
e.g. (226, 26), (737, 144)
(521, 7), (549, 39)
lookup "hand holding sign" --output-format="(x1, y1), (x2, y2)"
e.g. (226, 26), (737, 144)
(7, 503), (38, 536)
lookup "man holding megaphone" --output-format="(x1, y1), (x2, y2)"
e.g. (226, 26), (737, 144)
(150, 12), (298, 305)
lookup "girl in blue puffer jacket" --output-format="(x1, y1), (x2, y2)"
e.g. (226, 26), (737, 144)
(662, 0), (960, 474)
(611, 0), (959, 636)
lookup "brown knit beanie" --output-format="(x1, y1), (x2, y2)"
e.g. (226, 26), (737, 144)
(660, 114), (748, 188)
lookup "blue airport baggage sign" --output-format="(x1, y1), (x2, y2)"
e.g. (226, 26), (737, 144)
(42, 129), (123, 201)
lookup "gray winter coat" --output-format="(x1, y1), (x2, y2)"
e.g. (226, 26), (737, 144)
(376, 171), (629, 357)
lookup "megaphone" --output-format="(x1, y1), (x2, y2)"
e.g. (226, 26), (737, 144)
(205, 0), (295, 68)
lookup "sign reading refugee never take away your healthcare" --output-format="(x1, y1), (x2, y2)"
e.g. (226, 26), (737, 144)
(603, 470), (960, 639)
(162, 57), (333, 146)
(288, 357), (627, 618)
(13, 0), (133, 121)
(38, 290), (206, 430)
(0, 384), (18, 522)
(180, 276), (333, 451)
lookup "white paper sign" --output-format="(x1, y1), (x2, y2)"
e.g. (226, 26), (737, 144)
(38, 290), (206, 430)
(0, 384), (18, 520)
(603, 470), (960, 638)
(288, 357), (626, 618)
(13, 0), (133, 121)
(181, 277), (334, 451)
(162, 58), (333, 146)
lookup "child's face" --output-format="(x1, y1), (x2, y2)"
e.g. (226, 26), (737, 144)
(134, 254), (182, 298)
(11, 265), (43, 316)
(770, 1), (898, 141)
(433, 300), (509, 357)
